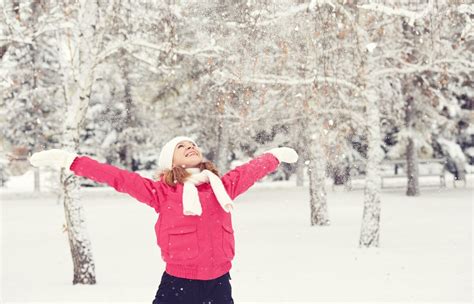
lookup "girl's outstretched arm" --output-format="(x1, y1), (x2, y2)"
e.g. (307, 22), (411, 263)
(30, 149), (160, 212)
(221, 147), (298, 200)
(70, 156), (160, 211)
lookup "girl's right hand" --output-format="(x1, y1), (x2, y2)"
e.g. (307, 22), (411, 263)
(29, 149), (78, 169)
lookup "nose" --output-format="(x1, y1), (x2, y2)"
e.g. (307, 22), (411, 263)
(184, 145), (197, 154)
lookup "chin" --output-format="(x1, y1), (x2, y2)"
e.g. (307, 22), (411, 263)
(182, 154), (203, 167)
(186, 160), (202, 168)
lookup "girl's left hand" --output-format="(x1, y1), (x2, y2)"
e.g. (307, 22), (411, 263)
(266, 147), (299, 163)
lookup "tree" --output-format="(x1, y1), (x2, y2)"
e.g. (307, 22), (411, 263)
(54, 0), (187, 284)
(359, 1), (473, 195)
(0, 0), (64, 190)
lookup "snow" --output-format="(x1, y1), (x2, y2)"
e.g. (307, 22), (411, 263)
(458, 4), (474, 15)
(1, 1), (472, 302)
(466, 147), (474, 158)
(358, 1), (434, 26)
(1, 171), (472, 303)
(366, 42), (377, 53)
(437, 137), (467, 163)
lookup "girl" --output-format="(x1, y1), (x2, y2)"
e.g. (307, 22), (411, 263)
(30, 136), (298, 303)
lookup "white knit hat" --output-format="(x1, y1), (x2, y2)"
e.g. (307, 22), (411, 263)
(158, 136), (197, 171)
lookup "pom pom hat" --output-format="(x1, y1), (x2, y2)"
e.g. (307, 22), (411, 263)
(158, 136), (197, 171)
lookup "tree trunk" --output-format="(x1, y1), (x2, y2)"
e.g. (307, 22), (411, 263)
(405, 97), (420, 196)
(216, 121), (230, 173)
(119, 55), (135, 169)
(295, 119), (306, 187)
(60, 86), (96, 285)
(61, 169), (96, 284)
(308, 129), (330, 226)
(296, 158), (305, 187)
(58, 0), (99, 281)
(406, 137), (420, 196)
(355, 6), (383, 248)
(34, 167), (40, 192)
(359, 91), (383, 248)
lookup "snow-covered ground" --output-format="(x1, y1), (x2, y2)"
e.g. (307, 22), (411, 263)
(1, 170), (472, 303)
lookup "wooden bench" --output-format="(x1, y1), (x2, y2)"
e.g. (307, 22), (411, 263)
(345, 158), (448, 190)
(380, 158), (447, 188)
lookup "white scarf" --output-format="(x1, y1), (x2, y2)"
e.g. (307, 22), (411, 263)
(182, 168), (235, 216)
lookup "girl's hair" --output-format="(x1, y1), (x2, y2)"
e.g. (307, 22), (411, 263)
(154, 161), (220, 187)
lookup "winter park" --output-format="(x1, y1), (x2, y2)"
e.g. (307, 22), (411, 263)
(0, 1), (473, 304)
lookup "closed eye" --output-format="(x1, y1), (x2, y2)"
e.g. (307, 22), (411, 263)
(177, 142), (196, 150)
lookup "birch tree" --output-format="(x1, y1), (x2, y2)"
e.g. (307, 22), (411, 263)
(55, 0), (106, 285)
(55, 0), (184, 284)
(53, 0), (161, 284)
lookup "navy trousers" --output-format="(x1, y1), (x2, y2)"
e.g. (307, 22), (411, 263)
(152, 271), (234, 304)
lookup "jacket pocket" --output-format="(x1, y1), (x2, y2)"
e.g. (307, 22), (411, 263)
(167, 225), (199, 261)
(222, 223), (235, 259)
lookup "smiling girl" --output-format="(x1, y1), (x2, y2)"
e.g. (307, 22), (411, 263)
(30, 136), (298, 303)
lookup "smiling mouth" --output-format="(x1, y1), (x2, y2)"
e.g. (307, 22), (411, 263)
(185, 151), (198, 157)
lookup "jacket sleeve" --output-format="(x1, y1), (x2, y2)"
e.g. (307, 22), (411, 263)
(69, 156), (160, 212)
(221, 153), (280, 200)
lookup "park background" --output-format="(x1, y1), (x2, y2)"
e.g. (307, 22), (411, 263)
(1, 0), (472, 303)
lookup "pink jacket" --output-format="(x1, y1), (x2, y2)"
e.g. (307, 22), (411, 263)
(70, 153), (280, 280)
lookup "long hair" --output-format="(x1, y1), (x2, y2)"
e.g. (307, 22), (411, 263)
(154, 161), (220, 187)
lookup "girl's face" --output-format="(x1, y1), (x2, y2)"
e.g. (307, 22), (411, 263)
(172, 140), (203, 168)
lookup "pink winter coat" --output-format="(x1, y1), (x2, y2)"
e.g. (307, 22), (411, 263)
(70, 153), (280, 280)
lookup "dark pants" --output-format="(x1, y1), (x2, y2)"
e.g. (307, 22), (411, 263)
(152, 271), (234, 304)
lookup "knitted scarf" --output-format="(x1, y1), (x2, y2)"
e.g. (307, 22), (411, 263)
(182, 168), (234, 216)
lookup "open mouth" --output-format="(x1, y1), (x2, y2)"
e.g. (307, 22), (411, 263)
(185, 151), (198, 157)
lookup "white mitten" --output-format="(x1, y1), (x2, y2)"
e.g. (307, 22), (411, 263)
(30, 149), (78, 169)
(266, 147), (299, 163)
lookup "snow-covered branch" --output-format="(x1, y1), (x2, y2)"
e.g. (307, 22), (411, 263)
(126, 51), (172, 75)
(176, 45), (227, 56)
(0, 36), (33, 45)
(254, 0), (339, 26)
(94, 40), (129, 65)
(373, 59), (472, 77)
(358, 1), (434, 25)
(435, 59), (474, 69)
(129, 39), (226, 57)
(252, 4), (307, 26)
(221, 72), (359, 91)
(457, 4), (474, 15)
